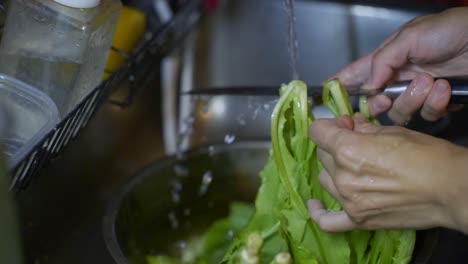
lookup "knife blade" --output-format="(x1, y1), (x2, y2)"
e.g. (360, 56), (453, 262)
(181, 85), (380, 97)
(182, 77), (468, 104)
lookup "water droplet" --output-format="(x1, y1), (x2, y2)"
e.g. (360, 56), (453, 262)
(168, 211), (179, 229)
(199, 171), (213, 195)
(174, 164), (189, 177)
(172, 191), (181, 203)
(208, 145), (215, 156)
(236, 114), (246, 126)
(224, 134), (236, 144)
(202, 171), (213, 184)
(170, 179), (183, 204)
(177, 240), (187, 250)
(252, 107), (260, 120)
(172, 180), (183, 191)
(227, 230), (235, 239)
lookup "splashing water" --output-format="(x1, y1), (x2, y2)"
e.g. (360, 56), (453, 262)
(224, 134), (236, 144)
(208, 145), (215, 156)
(170, 179), (183, 204)
(168, 211), (179, 230)
(236, 113), (247, 126)
(199, 171), (213, 195)
(174, 164), (189, 177)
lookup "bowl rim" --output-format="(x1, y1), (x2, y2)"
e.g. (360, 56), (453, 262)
(102, 141), (271, 264)
(102, 140), (438, 264)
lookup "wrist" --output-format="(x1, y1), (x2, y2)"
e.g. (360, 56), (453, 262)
(443, 145), (468, 234)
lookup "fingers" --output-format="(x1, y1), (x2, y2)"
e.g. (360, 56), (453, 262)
(362, 94), (393, 118)
(317, 148), (334, 174)
(334, 30), (400, 87)
(318, 169), (341, 200)
(387, 73), (434, 125)
(308, 200), (357, 232)
(420, 79), (451, 121)
(367, 30), (413, 89)
(334, 53), (373, 86)
(309, 116), (355, 154)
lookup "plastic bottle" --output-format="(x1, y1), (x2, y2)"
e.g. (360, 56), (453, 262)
(0, 0), (122, 118)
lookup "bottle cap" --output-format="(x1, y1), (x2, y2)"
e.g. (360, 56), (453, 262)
(54, 0), (100, 8)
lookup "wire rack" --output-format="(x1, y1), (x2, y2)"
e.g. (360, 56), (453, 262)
(9, 0), (203, 191)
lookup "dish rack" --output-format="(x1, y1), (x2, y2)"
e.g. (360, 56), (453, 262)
(9, 0), (204, 191)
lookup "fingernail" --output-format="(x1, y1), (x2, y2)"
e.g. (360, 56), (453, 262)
(336, 116), (354, 130)
(434, 82), (447, 95)
(412, 75), (431, 94)
(361, 83), (373, 90)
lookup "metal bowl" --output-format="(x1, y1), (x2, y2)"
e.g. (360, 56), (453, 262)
(103, 142), (438, 264)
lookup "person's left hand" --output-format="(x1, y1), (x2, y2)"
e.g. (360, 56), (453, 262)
(308, 114), (468, 234)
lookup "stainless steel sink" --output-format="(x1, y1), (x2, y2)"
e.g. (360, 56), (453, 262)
(14, 1), (468, 264)
(162, 0), (447, 152)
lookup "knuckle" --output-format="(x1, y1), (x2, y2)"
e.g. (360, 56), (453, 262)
(388, 108), (410, 125)
(334, 175), (355, 200)
(399, 24), (420, 40)
(335, 144), (357, 166)
(343, 203), (366, 223)
(318, 171), (328, 186)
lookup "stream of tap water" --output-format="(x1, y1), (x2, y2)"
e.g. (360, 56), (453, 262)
(284, 0), (299, 80)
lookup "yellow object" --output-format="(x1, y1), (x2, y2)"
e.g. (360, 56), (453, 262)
(103, 6), (147, 79)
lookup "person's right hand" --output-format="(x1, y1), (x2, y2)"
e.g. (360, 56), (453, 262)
(335, 7), (468, 125)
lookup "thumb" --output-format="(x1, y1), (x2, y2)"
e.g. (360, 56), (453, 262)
(310, 116), (355, 154)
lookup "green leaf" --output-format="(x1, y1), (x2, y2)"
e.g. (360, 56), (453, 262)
(147, 79), (417, 264)
(146, 255), (180, 264)
(391, 230), (416, 264)
(323, 79), (353, 117)
(200, 203), (254, 263)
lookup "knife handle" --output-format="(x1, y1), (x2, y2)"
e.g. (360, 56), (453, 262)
(383, 77), (468, 104)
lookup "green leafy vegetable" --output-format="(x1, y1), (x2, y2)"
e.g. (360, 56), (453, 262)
(144, 79), (415, 264)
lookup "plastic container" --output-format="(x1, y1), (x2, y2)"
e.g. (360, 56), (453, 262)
(0, 74), (59, 168)
(0, 0), (122, 118)
(0, 148), (23, 264)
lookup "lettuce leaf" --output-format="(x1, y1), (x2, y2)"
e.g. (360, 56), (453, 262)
(145, 79), (416, 264)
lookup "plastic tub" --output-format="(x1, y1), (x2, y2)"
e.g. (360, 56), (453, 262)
(0, 74), (59, 168)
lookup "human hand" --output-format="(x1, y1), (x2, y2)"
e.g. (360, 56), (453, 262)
(308, 114), (468, 234)
(335, 7), (468, 124)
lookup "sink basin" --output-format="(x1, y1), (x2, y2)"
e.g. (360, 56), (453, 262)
(103, 142), (438, 264)
(164, 0), (446, 152)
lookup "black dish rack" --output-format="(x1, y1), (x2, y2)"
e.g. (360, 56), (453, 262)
(9, 0), (204, 191)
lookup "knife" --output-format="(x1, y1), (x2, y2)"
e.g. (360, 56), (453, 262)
(182, 77), (468, 104)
